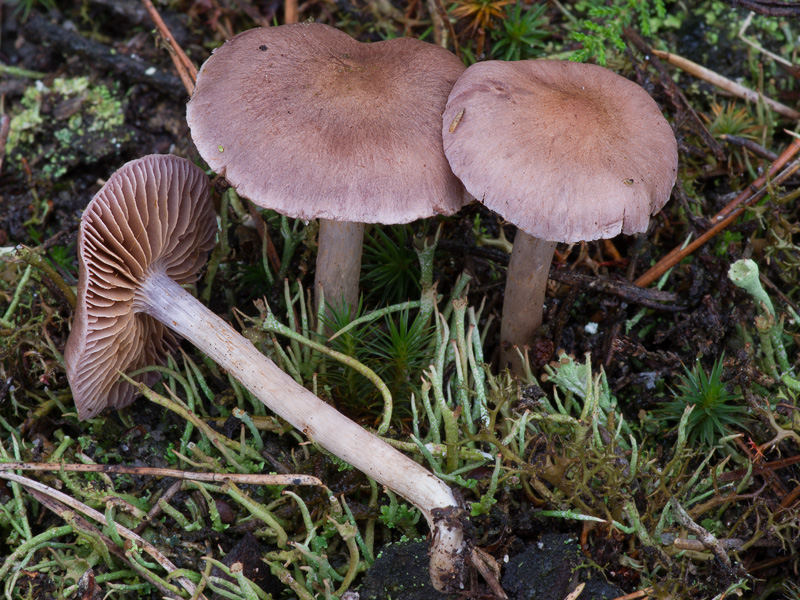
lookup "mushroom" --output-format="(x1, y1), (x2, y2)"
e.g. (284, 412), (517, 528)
(64, 154), (469, 592)
(186, 23), (466, 315)
(441, 60), (678, 374)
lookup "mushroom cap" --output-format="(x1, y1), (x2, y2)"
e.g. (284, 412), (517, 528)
(187, 23), (466, 224)
(442, 60), (679, 243)
(65, 154), (217, 420)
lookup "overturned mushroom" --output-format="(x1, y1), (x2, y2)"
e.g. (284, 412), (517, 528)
(64, 154), (470, 591)
(187, 23), (466, 315)
(442, 60), (678, 374)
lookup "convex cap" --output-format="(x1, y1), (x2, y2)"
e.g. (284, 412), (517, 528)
(187, 23), (466, 223)
(442, 60), (679, 243)
(65, 154), (216, 419)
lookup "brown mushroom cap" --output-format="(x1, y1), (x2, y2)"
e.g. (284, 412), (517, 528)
(65, 154), (216, 420)
(187, 23), (466, 223)
(442, 60), (678, 243)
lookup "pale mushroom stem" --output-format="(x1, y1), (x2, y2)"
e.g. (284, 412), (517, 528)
(136, 268), (467, 591)
(315, 219), (365, 318)
(500, 231), (558, 376)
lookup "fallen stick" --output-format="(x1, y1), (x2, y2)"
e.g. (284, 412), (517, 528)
(636, 137), (800, 287)
(652, 49), (800, 120)
(27, 487), (198, 599)
(0, 471), (206, 599)
(140, 0), (198, 95)
(285, 0), (299, 23)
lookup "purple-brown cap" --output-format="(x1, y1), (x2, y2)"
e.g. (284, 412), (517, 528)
(65, 154), (216, 420)
(187, 23), (466, 223)
(442, 60), (678, 243)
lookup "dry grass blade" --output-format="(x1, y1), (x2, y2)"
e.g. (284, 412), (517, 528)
(140, 0), (197, 96)
(0, 461), (322, 486)
(652, 49), (800, 120)
(608, 589), (654, 600)
(0, 471), (207, 599)
(564, 583), (585, 600)
(26, 488), (185, 599)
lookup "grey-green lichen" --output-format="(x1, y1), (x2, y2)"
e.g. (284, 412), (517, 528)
(6, 76), (132, 180)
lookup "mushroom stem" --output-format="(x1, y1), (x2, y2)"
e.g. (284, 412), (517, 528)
(136, 268), (468, 591)
(499, 232), (557, 376)
(315, 219), (364, 318)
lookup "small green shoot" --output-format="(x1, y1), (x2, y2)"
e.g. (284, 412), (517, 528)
(655, 356), (746, 450)
(361, 225), (421, 306)
(491, 3), (549, 61)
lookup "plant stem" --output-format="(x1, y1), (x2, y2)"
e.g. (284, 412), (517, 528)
(15, 245), (77, 308)
(0, 265), (32, 328)
(0, 63), (48, 79)
(261, 310), (394, 435)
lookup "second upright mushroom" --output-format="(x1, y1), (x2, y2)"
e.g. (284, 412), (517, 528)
(187, 23), (466, 315)
(442, 60), (678, 373)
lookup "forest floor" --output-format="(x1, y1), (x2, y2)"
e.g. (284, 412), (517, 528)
(1, 0), (800, 599)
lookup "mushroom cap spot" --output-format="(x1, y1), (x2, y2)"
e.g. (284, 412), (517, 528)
(65, 154), (217, 420)
(442, 60), (679, 243)
(187, 23), (467, 224)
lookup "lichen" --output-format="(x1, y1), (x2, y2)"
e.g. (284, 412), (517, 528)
(6, 76), (132, 180)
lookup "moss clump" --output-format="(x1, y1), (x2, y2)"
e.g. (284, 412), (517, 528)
(6, 76), (132, 180)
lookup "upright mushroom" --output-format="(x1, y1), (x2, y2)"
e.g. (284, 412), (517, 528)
(65, 155), (469, 591)
(442, 60), (678, 373)
(187, 23), (466, 315)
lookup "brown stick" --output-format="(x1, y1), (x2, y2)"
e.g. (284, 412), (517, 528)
(548, 269), (684, 311)
(635, 138), (800, 287)
(0, 461), (322, 486)
(624, 28), (724, 162)
(285, 0), (299, 23)
(134, 479), (182, 534)
(719, 133), (778, 161)
(652, 49), (800, 120)
(717, 452), (800, 483)
(140, 0), (198, 96)
(247, 201), (282, 276)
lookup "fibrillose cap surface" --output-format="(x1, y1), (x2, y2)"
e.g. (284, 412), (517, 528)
(187, 23), (467, 224)
(442, 60), (679, 243)
(65, 154), (217, 420)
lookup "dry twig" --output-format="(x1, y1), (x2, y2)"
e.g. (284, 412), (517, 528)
(140, 0), (198, 95)
(651, 49), (800, 120)
(0, 461), (322, 485)
(636, 138), (800, 287)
